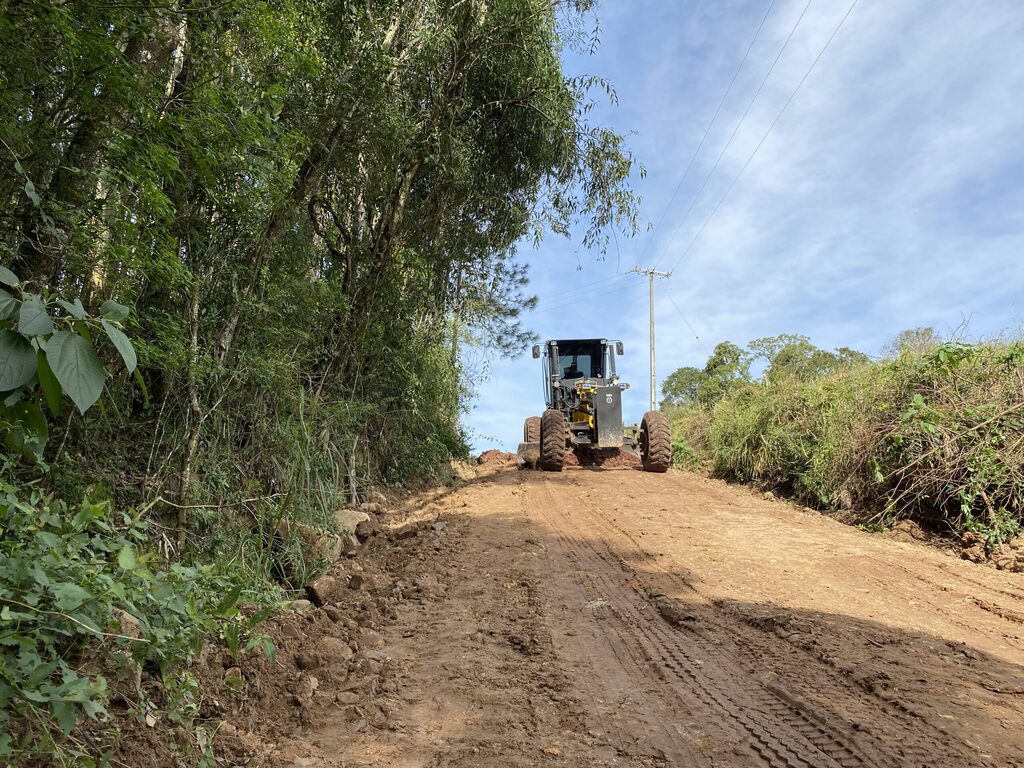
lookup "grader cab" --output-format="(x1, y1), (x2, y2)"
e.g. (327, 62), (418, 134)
(520, 338), (671, 472)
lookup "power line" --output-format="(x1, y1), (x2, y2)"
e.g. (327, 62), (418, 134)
(667, 0), (860, 273)
(528, 275), (631, 317)
(652, 0), (815, 269)
(528, 274), (641, 317)
(536, 274), (622, 303)
(531, 275), (631, 311)
(530, 274), (622, 306)
(665, 290), (709, 355)
(632, 0), (778, 270)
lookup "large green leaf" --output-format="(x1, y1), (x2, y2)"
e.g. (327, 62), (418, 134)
(101, 320), (137, 373)
(23, 178), (41, 207)
(214, 584), (243, 617)
(117, 546), (136, 571)
(99, 299), (129, 322)
(0, 266), (18, 286)
(18, 293), (53, 335)
(0, 288), (18, 320)
(2, 389), (24, 407)
(56, 298), (88, 320)
(0, 330), (37, 390)
(51, 701), (77, 735)
(51, 582), (91, 611)
(36, 350), (62, 417)
(45, 331), (106, 414)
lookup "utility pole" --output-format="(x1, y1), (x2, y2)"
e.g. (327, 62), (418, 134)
(630, 266), (672, 412)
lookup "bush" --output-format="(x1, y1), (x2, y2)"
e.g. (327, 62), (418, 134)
(670, 342), (1024, 544)
(671, 437), (700, 470)
(0, 482), (276, 764)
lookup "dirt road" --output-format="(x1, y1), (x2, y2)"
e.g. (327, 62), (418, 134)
(273, 463), (1024, 767)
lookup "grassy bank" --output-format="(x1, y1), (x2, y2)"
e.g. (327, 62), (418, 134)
(668, 341), (1024, 546)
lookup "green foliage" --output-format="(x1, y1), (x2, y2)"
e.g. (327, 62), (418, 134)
(0, 481), (277, 763)
(0, 0), (637, 496)
(668, 336), (1024, 544)
(660, 366), (703, 408)
(0, 272), (136, 461)
(663, 335), (873, 410)
(670, 436), (700, 470)
(749, 333), (870, 382)
(697, 341), (752, 405)
(698, 363), (884, 507)
(882, 326), (942, 358)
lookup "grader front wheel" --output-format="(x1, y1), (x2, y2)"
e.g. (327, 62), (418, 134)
(539, 409), (566, 471)
(640, 411), (671, 473)
(523, 416), (541, 443)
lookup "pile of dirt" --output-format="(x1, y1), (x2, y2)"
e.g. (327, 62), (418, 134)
(962, 531), (1024, 572)
(572, 447), (642, 469)
(476, 449), (516, 465)
(881, 520), (1024, 572)
(516, 446), (642, 470)
(105, 501), (454, 768)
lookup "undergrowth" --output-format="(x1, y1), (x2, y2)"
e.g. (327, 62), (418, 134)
(668, 342), (1024, 544)
(0, 482), (278, 765)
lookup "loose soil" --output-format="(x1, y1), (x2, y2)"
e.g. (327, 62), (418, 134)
(135, 463), (1024, 767)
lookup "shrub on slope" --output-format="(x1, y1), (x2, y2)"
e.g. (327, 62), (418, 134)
(671, 342), (1024, 545)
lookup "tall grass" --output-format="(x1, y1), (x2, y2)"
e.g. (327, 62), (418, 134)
(670, 342), (1024, 544)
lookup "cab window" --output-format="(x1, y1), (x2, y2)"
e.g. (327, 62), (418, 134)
(556, 341), (603, 379)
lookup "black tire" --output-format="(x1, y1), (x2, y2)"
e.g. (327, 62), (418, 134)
(640, 410), (671, 473)
(523, 416), (541, 443)
(539, 409), (566, 471)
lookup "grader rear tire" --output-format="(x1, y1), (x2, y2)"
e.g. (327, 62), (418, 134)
(524, 416), (541, 443)
(640, 410), (672, 473)
(539, 409), (566, 472)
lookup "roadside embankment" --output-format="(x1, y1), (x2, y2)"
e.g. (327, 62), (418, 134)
(668, 341), (1024, 568)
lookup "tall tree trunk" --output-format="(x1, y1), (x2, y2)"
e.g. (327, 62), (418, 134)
(12, 25), (183, 285)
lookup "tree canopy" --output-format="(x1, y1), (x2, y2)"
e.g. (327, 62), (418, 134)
(1, 0), (640, 493)
(662, 335), (871, 408)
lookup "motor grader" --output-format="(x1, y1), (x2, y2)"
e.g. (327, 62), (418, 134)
(519, 338), (671, 472)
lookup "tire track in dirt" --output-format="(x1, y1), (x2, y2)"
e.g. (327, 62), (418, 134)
(532, 477), (894, 768)
(520, 482), (709, 765)
(536, 469), (1019, 768)
(599, 470), (1024, 764)
(557, 473), (990, 767)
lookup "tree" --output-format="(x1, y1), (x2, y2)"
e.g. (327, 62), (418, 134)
(0, 3), (648, 757)
(661, 366), (704, 408)
(882, 327), (942, 358)
(698, 341), (751, 405)
(0, 0), (642, 520)
(835, 347), (870, 366)
(749, 334), (869, 381)
(748, 334), (809, 365)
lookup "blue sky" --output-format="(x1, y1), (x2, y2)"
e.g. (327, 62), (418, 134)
(465, 0), (1024, 452)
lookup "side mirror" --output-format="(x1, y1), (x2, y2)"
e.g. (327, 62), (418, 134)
(616, 341), (624, 355)
(531, 344), (541, 359)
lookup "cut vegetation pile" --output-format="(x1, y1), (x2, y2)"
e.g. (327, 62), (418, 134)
(667, 337), (1024, 551)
